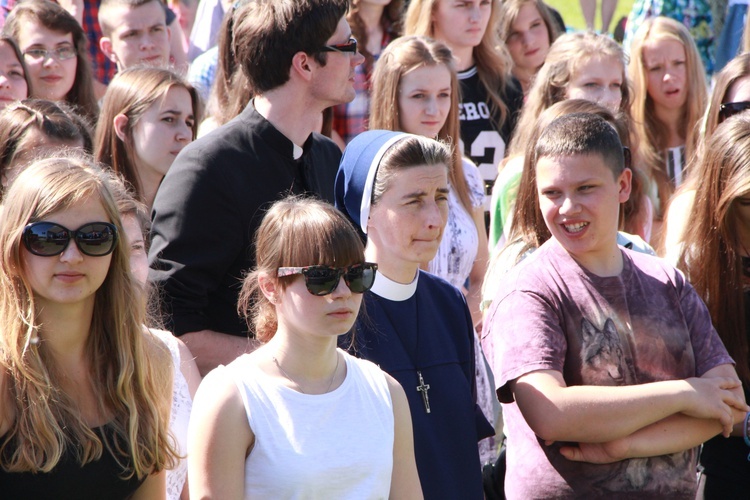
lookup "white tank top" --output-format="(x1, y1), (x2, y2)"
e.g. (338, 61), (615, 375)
(224, 350), (394, 499)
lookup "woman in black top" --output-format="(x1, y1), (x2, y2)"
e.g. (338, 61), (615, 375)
(0, 155), (177, 499)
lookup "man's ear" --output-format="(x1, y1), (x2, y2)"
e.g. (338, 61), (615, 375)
(618, 167), (633, 203)
(113, 114), (129, 141)
(99, 36), (118, 63)
(290, 51), (315, 82)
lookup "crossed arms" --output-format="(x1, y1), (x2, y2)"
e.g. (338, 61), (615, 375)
(510, 363), (748, 464)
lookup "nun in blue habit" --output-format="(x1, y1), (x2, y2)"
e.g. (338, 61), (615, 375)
(335, 130), (494, 500)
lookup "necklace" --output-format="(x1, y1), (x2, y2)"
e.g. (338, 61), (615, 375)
(375, 281), (431, 414)
(272, 353), (340, 395)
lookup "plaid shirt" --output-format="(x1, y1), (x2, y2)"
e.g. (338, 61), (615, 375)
(1, 0), (116, 84)
(332, 61), (371, 144)
(332, 28), (396, 145)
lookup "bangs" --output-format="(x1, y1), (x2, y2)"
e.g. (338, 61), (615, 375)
(30, 176), (101, 222)
(7, 157), (118, 229)
(280, 208), (365, 269)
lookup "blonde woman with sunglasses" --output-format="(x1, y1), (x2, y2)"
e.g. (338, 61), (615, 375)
(0, 155), (177, 498)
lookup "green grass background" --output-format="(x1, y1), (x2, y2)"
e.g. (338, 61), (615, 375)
(545, 0), (636, 33)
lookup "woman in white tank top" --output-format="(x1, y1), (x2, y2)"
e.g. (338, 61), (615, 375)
(188, 197), (423, 499)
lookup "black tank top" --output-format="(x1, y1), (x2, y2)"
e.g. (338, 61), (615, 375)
(0, 424), (144, 499)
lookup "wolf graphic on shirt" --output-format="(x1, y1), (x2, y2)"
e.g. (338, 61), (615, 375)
(577, 316), (694, 493)
(580, 317), (634, 385)
(591, 452), (694, 494)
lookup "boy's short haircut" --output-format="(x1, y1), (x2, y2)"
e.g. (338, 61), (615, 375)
(98, 0), (166, 37)
(534, 112), (625, 178)
(232, 0), (348, 94)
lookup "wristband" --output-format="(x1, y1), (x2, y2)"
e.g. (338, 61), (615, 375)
(744, 411), (750, 461)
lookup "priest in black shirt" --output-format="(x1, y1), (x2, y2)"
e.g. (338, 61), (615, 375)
(148, 0), (364, 374)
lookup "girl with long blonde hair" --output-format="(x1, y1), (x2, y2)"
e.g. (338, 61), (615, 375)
(663, 53), (750, 258)
(508, 32), (632, 159)
(629, 16), (708, 224)
(370, 35), (486, 320)
(404, 0), (523, 208)
(0, 155), (177, 498)
(491, 32), (650, 247)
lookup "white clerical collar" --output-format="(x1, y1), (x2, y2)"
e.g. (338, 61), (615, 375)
(292, 143), (303, 160)
(370, 270), (418, 301)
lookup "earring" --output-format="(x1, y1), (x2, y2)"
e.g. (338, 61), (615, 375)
(24, 331), (40, 351)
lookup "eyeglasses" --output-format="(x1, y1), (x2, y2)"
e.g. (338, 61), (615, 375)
(23, 222), (118, 257)
(277, 262), (377, 296)
(719, 101), (750, 122)
(319, 37), (358, 54)
(23, 46), (77, 63)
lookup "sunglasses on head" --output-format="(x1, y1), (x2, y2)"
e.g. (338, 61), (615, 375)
(319, 37), (358, 54)
(719, 101), (750, 122)
(277, 262), (377, 296)
(23, 221), (118, 257)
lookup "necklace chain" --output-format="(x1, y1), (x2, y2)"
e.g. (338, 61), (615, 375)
(272, 353), (340, 394)
(376, 289), (431, 413)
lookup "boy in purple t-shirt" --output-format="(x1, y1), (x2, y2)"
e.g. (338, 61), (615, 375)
(482, 113), (748, 499)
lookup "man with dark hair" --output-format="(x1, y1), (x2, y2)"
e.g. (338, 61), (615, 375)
(98, 0), (171, 70)
(148, 0), (362, 374)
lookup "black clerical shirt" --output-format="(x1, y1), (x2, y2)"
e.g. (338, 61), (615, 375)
(148, 102), (341, 336)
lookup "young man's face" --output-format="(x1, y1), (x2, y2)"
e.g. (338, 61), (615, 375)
(100, 1), (170, 70)
(310, 16), (364, 107)
(536, 153), (631, 271)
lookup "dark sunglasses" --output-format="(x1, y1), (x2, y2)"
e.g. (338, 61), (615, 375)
(277, 262), (377, 296)
(719, 101), (750, 122)
(319, 37), (358, 54)
(23, 221), (118, 257)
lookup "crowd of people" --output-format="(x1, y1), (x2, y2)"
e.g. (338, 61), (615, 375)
(0, 0), (750, 498)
